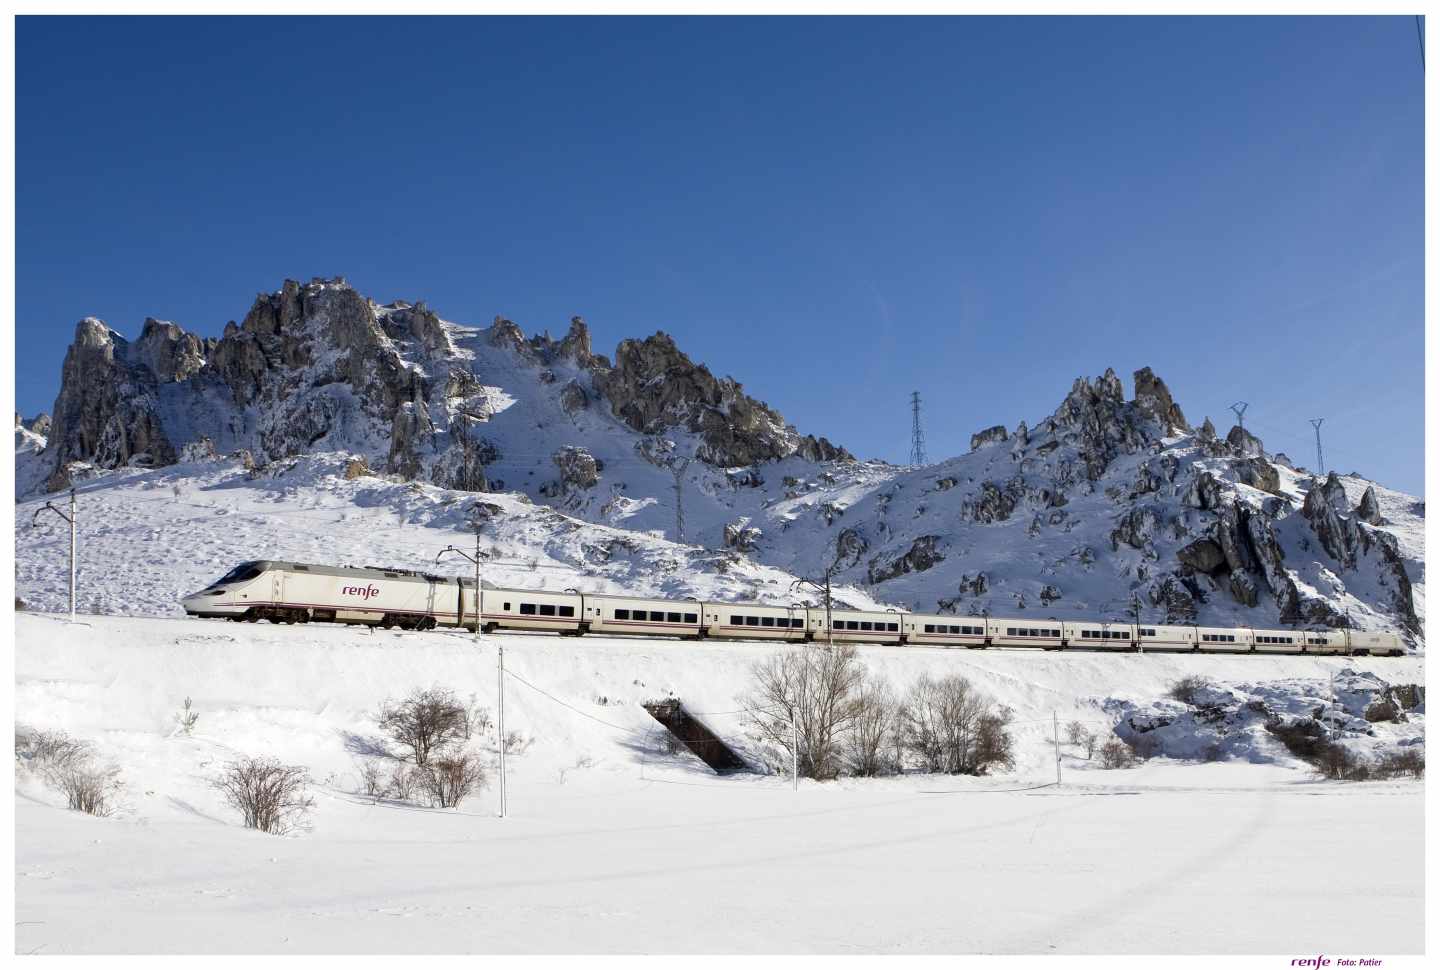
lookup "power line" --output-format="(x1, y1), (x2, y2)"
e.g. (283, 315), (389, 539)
(908, 391), (928, 466)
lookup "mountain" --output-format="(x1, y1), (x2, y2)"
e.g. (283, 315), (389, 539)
(15, 277), (1424, 646)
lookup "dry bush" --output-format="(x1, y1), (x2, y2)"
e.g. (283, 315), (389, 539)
(1373, 748), (1425, 780)
(213, 756), (314, 835)
(1064, 720), (1089, 745)
(354, 758), (386, 798)
(49, 760), (122, 816)
(1168, 676), (1215, 706)
(897, 673), (1013, 776)
(461, 698), (493, 741)
(1083, 731), (1098, 760)
(387, 762), (423, 801)
(419, 752), (487, 808)
(502, 731), (532, 755)
(16, 727), (89, 773)
(376, 687), (467, 766)
(1099, 738), (1137, 769)
(845, 680), (900, 777)
(742, 643), (868, 780)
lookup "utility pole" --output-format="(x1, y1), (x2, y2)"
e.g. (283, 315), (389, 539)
(1053, 711), (1062, 787)
(1310, 418), (1326, 477)
(498, 642), (507, 818)
(791, 712), (799, 792)
(1229, 401), (1249, 430)
(1131, 591), (1143, 654)
(908, 391), (928, 466)
(435, 528), (504, 818)
(791, 567), (836, 649)
(670, 457), (691, 545)
(32, 488), (77, 621)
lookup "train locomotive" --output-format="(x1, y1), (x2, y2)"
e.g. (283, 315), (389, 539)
(180, 560), (1408, 656)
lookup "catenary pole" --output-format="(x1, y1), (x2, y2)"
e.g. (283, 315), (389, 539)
(498, 641), (507, 818)
(32, 488), (78, 620)
(791, 712), (799, 792)
(1054, 711), (1062, 787)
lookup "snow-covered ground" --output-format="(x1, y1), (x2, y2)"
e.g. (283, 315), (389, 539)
(14, 612), (1424, 954)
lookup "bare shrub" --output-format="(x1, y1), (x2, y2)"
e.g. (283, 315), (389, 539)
(175, 697), (200, 735)
(49, 760), (122, 816)
(16, 727), (90, 773)
(1083, 731), (1098, 760)
(212, 756), (314, 834)
(845, 680), (900, 777)
(1373, 748), (1425, 780)
(461, 696), (493, 741)
(898, 673), (1012, 776)
(354, 758), (386, 799)
(376, 687), (467, 766)
(502, 731), (532, 755)
(1099, 738), (1136, 769)
(1168, 675), (1214, 706)
(742, 644), (868, 780)
(387, 762), (423, 801)
(419, 752), (487, 808)
(1065, 720), (1089, 745)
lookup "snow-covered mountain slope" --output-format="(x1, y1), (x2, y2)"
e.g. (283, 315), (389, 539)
(13, 612), (1425, 953)
(17, 276), (1423, 644)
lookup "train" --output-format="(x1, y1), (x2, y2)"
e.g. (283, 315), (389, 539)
(179, 560), (1408, 657)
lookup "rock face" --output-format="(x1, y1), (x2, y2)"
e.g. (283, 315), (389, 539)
(1356, 486), (1384, 525)
(1131, 366), (1190, 433)
(31, 277), (852, 497)
(722, 518), (762, 554)
(1225, 425), (1265, 459)
(969, 424), (1009, 451)
(551, 446), (600, 490)
(867, 535), (944, 585)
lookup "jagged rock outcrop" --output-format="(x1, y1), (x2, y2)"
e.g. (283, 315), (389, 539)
(552, 446), (600, 490)
(1225, 425), (1264, 458)
(1132, 367), (1190, 433)
(867, 535), (944, 585)
(1356, 486), (1384, 525)
(32, 277), (853, 500)
(1320, 472), (1350, 513)
(591, 331), (848, 468)
(1302, 481), (1358, 569)
(1234, 456), (1282, 495)
(722, 518), (762, 554)
(962, 481), (1017, 524)
(969, 425), (1009, 451)
(1177, 538), (1226, 575)
(1110, 506), (1162, 552)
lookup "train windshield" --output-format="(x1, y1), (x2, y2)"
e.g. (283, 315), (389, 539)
(213, 561), (264, 586)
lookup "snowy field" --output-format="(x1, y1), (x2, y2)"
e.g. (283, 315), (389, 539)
(14, 612), (1425, 954)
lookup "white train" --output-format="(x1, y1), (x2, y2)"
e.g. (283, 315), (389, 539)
(180, 560), (1408, 657)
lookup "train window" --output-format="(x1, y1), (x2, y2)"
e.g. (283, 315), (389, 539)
(859, 621), (872, 631)
(649, 611), (665, 622)
(520, 603), (537, 615)
(1141, 628), (1156, 637)
(1007, 628), (1016, 636)
(503, 602), (511, 611)
(293, 565), (309, 571)
(840, 621), (854, 630)
(559, 606), (575, 618)
(217, 562), (264, 584)
(745, 616), (759, 626)
(615, 608), (630, 620)
(730, 615), (742, 625)
(684, 613), (697, 624)
(761, 617), (775, 627)
(924, 624), (935, 633)
(539, 604), (557, 617)
(667, 612), (682, 623)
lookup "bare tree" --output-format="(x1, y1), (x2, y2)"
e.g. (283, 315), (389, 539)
(898, 673), (1010, 775)
(742, 643), (868, 780)
(1065, 720), (1088, 746)
(354, 757), (386, 799)
(845, 679), (899, 777)
(213, 756), (314, 834)
(419, 752), (487, 808)
(376, 687), (468, 766)
(1083, 730), (1098, 760)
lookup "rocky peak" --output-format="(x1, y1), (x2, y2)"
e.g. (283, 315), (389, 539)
(134, 317), (206, 383)
(1356, 485), (1384, 525)
(1225, 425), (1264, 458)
(1131, 366), (1190, 433)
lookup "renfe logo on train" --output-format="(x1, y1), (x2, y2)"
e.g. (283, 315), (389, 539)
(340, 584), (381, 600)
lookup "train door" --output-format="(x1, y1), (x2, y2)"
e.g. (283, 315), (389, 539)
(271, 570), (283, 605)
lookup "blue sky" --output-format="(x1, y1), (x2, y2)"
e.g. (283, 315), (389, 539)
(16, 16), (1425, 493)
